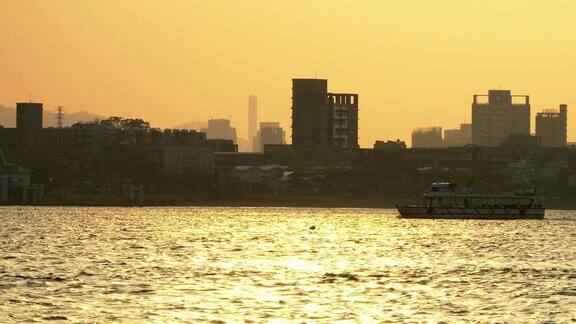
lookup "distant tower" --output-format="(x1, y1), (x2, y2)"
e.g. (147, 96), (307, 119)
(56, 106), (64, 128)
(248, 95), (257, 151)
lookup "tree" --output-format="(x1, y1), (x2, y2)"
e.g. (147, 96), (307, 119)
(121, 118), (150, 130)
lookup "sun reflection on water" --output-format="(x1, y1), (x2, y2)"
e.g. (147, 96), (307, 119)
(0, 207), (574, 322)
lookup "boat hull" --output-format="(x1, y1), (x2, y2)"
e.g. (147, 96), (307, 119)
(396, 205), (545, 220)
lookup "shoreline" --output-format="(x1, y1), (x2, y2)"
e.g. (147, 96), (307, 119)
(6, 194), (576, 210)
(37, 195), (403, 209)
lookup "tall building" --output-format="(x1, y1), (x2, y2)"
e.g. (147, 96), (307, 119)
(16, 102), (43, 130)
(291, 79), (359, 151)
(16, 102), (43, 160)
(248, 95), (257, 152)
(201, 119), (237, 143)
(536, 104), (567, 147)
(253, 122), (285, 152)
(471, 90), (530, 146)
(329, 93), (359, 149)
(291, 79), (330, 151)
(444, 123), (472, 147)
(411, 127), (444, 148)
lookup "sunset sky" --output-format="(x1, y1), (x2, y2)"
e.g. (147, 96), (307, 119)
(1, 0), (575, 146)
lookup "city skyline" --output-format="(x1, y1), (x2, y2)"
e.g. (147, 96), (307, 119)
(2, 2), (576, 322)
(0, 84), (570, 148)
(2, 1), (575, 147)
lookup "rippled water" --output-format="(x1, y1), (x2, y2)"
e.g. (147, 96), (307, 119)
(1, 207), (575, 322)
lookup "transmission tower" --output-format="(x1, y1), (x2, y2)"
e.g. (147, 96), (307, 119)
(56, 106), (64, 128)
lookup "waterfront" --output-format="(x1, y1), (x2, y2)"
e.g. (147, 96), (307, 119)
(1, 207), (575, 322)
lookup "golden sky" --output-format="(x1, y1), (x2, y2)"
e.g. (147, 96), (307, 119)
(1, 0), (575, 146)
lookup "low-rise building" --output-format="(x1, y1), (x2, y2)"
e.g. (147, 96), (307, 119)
(411, 127), (444, 148)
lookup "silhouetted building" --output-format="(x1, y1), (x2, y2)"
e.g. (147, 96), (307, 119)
(16, 102), (43, 160)
(472, 90), (530, 147)
(201, 119), (237, 144)
(374, 140), (406, 151)
(329, 93), (359, 149)
(444, 123), (472, 147)
(206, 139), (237, 153)
(499, 134), (540, 148)
(253, 122), (285, 152)
(248, 95), (257, 152)
(291, 79), (359, 152)
(291, 79), (330, 151)
(215, 152), (273, 168)
(536, 104), (567, 147)
(411, 127), (444, 148)
(146, 130), (214, 175)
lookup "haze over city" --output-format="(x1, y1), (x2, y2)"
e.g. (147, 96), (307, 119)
(2, 1), (575, 146)
(4, 1), (576, 322)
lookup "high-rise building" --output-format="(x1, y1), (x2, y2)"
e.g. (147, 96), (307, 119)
(329, 93), (359, 149)
(248, 95), (257, 152)
(16, 102), (43, 160)
(253, 122), (285, 152)
(201, 119), (237, 143)
(471, 90), (530, 146)
(411, 127), (444, 148)
(536, 104), (567, 147)
(291, 79), (359, 151)
(291, 79), (330, 151)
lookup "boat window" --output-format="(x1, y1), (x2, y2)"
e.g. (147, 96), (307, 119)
(431, 187), (439, 192)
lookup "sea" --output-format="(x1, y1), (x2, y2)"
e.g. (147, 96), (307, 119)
(1, 207), (575, 322)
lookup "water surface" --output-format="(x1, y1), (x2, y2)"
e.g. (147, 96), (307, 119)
(1, 207), (575, 322)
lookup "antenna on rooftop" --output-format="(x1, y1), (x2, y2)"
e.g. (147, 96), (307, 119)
(28, 91), (32, 103)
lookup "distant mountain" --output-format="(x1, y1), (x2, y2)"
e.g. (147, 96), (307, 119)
(172, 121), (208, 131)
(0, 104), (105, 128)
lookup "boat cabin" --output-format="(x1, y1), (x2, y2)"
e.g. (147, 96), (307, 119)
(424, 182), (544, 208)
(424, 195), (544, 208)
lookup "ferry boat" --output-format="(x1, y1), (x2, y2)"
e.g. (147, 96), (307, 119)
(396, 182), (545, 219)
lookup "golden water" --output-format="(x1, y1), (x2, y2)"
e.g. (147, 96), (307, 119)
(1, 207), (575, 322)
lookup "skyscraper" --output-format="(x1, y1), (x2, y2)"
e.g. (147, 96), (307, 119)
(248, 95), (257, 152)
